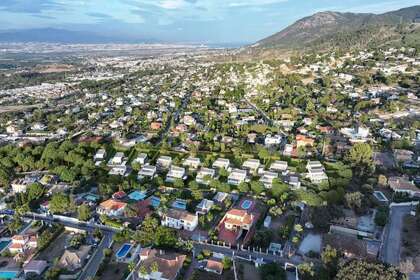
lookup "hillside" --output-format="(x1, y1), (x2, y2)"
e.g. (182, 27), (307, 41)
(254, 5), (420, 51)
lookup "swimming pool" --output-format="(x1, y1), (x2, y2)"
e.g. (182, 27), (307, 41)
(128, 191), (146, 201)
(0, 271), (19, 279)
(84, 194), (99, 202)
(0, 240), (10, 253)
(116, 243), (133, 259)
(241, 200), (252, 210)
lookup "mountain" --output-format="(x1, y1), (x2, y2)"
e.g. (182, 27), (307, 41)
(255, 5), (420, 51)
(0, 28), (154, 44)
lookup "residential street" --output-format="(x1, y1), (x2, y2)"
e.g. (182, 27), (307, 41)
(78, 231), (114, 280)
(381, 205), (413, 265)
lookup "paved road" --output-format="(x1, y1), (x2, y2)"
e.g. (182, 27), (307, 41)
(78, 231), (114, 280)
(193, 242), (303, 266)
(243, 98), (286, 136)
(381, 205), (412, 265)
(410, 273), (420, 280)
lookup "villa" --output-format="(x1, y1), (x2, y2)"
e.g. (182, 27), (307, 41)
(196, 167), (216, 185)
(259, 171), (278, 188)
(161, 209), (198, 231)
(242, 159), (261, 173)
(166, 166), (187, 183)
(96, 199), (127, 217)
(269, 161), (288, 172)
(306, 161), (328, 184)
(212, 158), (230, 170)
(138, 164), (157, 180)
(135, 249), (186, 280)
(157, 156), (172, 169)
(183, 157), (201, 169)
(227, 169), (248, 186)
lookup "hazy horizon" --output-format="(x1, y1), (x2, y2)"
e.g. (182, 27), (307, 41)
(0, 0), (419, 44)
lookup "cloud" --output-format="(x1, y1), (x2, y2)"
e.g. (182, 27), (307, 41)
(0, 0), (63, 14)
(86, 12), (113, 20)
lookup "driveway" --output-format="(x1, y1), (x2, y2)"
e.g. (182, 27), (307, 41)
(381, 205), (412, 265)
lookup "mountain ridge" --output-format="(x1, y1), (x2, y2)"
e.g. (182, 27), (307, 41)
(255, 5), (420, 51)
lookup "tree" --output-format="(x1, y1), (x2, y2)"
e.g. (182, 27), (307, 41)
(7, 213), (23, 234)
(77, 204), (92, 221)
(258, 148), (270, 164)
(271, 179), (289, 199)
(150, 261), (159, 272)
(139, 265), (147, 276)
(336, 260), (406, 280)
(347, 143), (374, 176)
(250, 181), (264, 195)
(259, 263), (286, 280)
(49, 193), (72, 214)
(345, 192), (363, 212)
(298, 262), (316, 280)
(374, 206), (389, 227)
(238, 182), (250, 193)
(26, 182), (45, 202)
(173, 179), (184, 188)
(222, 257), (232, 270)
(128, 261), (136, 272)
(321, 245), (339, 277)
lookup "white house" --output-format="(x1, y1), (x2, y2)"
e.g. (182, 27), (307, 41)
(260, 171), (278, 188)
(265, 134), (282, 146)
(94, 149), (106, 162)
(227, 169), (248, 186)
(108, 152), (125, 166)
(157, 156), (172, 169)
(138, 164), (157, 180)
(133, 153), (148, 165)
(96, 199), (127, 217)
(196, 199), (214, 215)
(212, 158), (230, 170)
(269, 161), (288, 172)
(161, 209), (198, 231)
(166, 166), (187, 183)
(306, 161), (328, 184)
(196, 167), (216, 185)
(183, 157), (201, 169)
(242, 159), (260, 173)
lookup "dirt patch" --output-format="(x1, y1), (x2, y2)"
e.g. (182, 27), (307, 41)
(191, 269), (235, 280)
(401, 216), (420, 272)
(96, 261), (128, 280)
(36, 232), (72, 263)
(237, 260), (261, 280)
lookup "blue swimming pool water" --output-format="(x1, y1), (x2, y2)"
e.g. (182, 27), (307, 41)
(0, 271), (19, 279)
(84, 194), (99, 202)
(172, 199), (187, 210)
(0, 241), (10, 252)
(241, 200), (252, 210)
(128, 191), (146, 201)
(116, 243), (132, 258)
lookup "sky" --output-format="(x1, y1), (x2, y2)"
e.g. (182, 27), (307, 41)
(0, 0), (419, 44)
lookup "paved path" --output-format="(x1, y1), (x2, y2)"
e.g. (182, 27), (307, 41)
(381, 205), (412, 265)
(78, 231), (114, 280)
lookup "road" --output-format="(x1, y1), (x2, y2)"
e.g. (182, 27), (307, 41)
(193, 242), (303, 266)
(23, 213), (117, 280)
(381, 205), (412, 265)
(78, 231), (114, 280)
(155, 89), (192, 145)
(243, 98), (286, 136)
